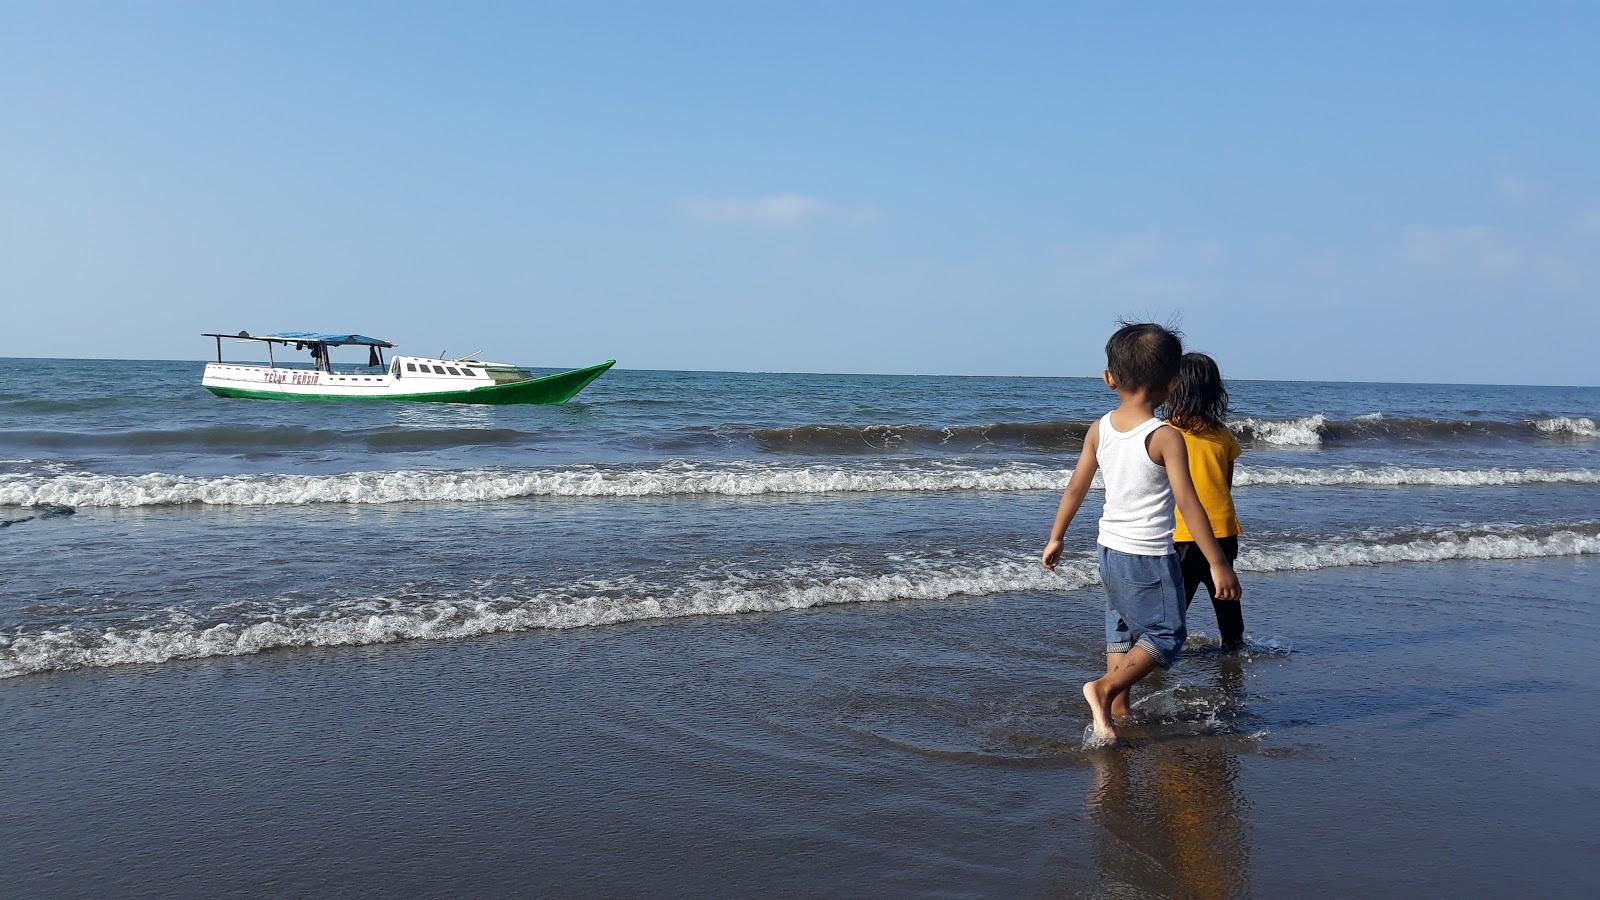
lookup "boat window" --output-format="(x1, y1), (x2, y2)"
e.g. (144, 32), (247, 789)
(446, 366), (462, 376)
(433, 365), (448, 374)
(406, 363), (417, 372)
(460, 368), (477, 377)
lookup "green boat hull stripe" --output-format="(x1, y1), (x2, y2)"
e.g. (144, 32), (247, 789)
(207, 360), (615, 405)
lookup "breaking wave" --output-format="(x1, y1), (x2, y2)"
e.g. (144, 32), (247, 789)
(4, 521), (1596, 678)
(1229, 415), (1328, 446)
(1534, 416), (1599, 438)
(5, 415), (1592, 456)
(4, 463), (1599, 508)
(1229, 414), (1600, 447)
(1229, 466), (1600, 488)
(748, 415), (1600, 452)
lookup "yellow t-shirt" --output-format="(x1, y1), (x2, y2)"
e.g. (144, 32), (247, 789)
(1171, 422), (1242, 542)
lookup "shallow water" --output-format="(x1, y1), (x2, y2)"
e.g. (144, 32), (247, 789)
(1, 359), (1596, 677)
(4, 559), (1596, 896)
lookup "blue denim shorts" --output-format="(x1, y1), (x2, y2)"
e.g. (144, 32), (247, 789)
(1098, 545), (1188, 669)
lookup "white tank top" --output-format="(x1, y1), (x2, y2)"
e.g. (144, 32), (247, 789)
(1096, 413), (1176, 556)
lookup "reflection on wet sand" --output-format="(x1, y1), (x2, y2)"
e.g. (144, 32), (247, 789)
(1086, 657), (1252, 898)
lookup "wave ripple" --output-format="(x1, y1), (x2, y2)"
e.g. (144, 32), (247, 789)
(3, 521), (1597, 678)
(3, 463), (1598, 508)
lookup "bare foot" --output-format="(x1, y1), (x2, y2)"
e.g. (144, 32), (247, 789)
(1082, 679), (1118, 744)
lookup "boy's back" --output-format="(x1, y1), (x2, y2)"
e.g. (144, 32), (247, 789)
(1096, 411), (1177, 555)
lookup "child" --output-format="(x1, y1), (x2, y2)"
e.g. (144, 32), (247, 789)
(1041, 323), (1241, 744)
(1167, 353), (1246, 652)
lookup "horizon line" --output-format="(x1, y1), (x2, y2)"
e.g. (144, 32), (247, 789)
(0, 355), (1594, 390)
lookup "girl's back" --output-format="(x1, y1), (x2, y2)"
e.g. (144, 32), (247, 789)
(1172, 423), (1240, 542)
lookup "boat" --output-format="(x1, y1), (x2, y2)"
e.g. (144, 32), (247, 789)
(200, 331), (614, 404)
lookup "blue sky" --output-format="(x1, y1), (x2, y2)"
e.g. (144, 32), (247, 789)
(2, 2), (1598, 384)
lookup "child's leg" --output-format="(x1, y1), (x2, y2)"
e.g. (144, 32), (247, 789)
(1176, 541), (1208, 610)
(1084, 647), (1162, 741)
(1103, 598), (1135, 717)
(1209, 536), (1243, 650)
(1105, 652), (1133, 718)
(1212, 598), (1245, 650)
(1091, 549), (1187, 741)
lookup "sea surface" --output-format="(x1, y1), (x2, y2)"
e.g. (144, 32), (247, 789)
(3, 358), (1598, 895)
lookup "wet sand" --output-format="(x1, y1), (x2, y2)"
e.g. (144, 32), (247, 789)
(5, 556), (1597, 897)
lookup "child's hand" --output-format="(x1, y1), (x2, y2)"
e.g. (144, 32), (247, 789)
(1041, 539), (1064, 570)
(1212, 563), (1242, 601)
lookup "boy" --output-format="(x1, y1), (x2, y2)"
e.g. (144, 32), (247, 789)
(1040, 323), (1241, 744)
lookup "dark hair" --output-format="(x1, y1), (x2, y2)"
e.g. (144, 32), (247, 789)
(1166, 352), (1229, 432)
(1104, 322), (1183, 392)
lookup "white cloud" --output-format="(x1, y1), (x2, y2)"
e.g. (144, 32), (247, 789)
(1056, 233), (1222, 298)
(683, 193), (878, 227)
(1401, 225), (1521, 272)
(1400, 223), (1595, 291)
(1495, 174), (1544, 205)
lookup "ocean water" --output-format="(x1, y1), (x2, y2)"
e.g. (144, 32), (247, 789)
(1, 357), (1596, 677)
(5, 359), (1600, 895)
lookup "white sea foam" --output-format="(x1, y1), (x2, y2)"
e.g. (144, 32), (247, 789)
(1233, 466), (1600, 488)
(1237, 525), (1600, 571)
(4, 462), (1598, 508)
(0, 465), (1072, 507)
(1229, 414), (1327, 446)
(0, 558), (1098, 678)
(3, 522), (1597, 678)
(1534, 416), (1599, 438)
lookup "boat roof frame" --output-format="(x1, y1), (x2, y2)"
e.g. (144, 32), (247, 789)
(201, 331), (395, 349)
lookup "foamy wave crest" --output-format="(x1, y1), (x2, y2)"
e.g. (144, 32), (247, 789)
(1239, 523), (1600, 571)
(5, 462), (1599, 508)
(1229, 414), (1327, 446)
(1235, 466), (1600, 487)
(741, 414), (1600, 452)
(0, 558), (1097, 678)
(4, 522), (1597, 678)
(1534, 417), (1599, 438)
(0, 464), (1071, 507)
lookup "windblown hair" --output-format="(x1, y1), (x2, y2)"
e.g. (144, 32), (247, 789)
(1166, 352), (1230, 432)
(1104, 322), (1183, 393)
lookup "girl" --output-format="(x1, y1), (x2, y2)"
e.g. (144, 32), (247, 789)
(1167, 353), (1246, 651)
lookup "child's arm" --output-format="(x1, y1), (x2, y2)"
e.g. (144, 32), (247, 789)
(1150, 427), (1242, 600)
(1041, 422), (1100, 569)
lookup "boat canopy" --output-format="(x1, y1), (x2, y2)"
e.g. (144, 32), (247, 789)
(201, 331), (395, 348)
(265, 331), (394, 348)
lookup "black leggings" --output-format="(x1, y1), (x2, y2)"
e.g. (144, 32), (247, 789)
(1174, 536), (1243, 648)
